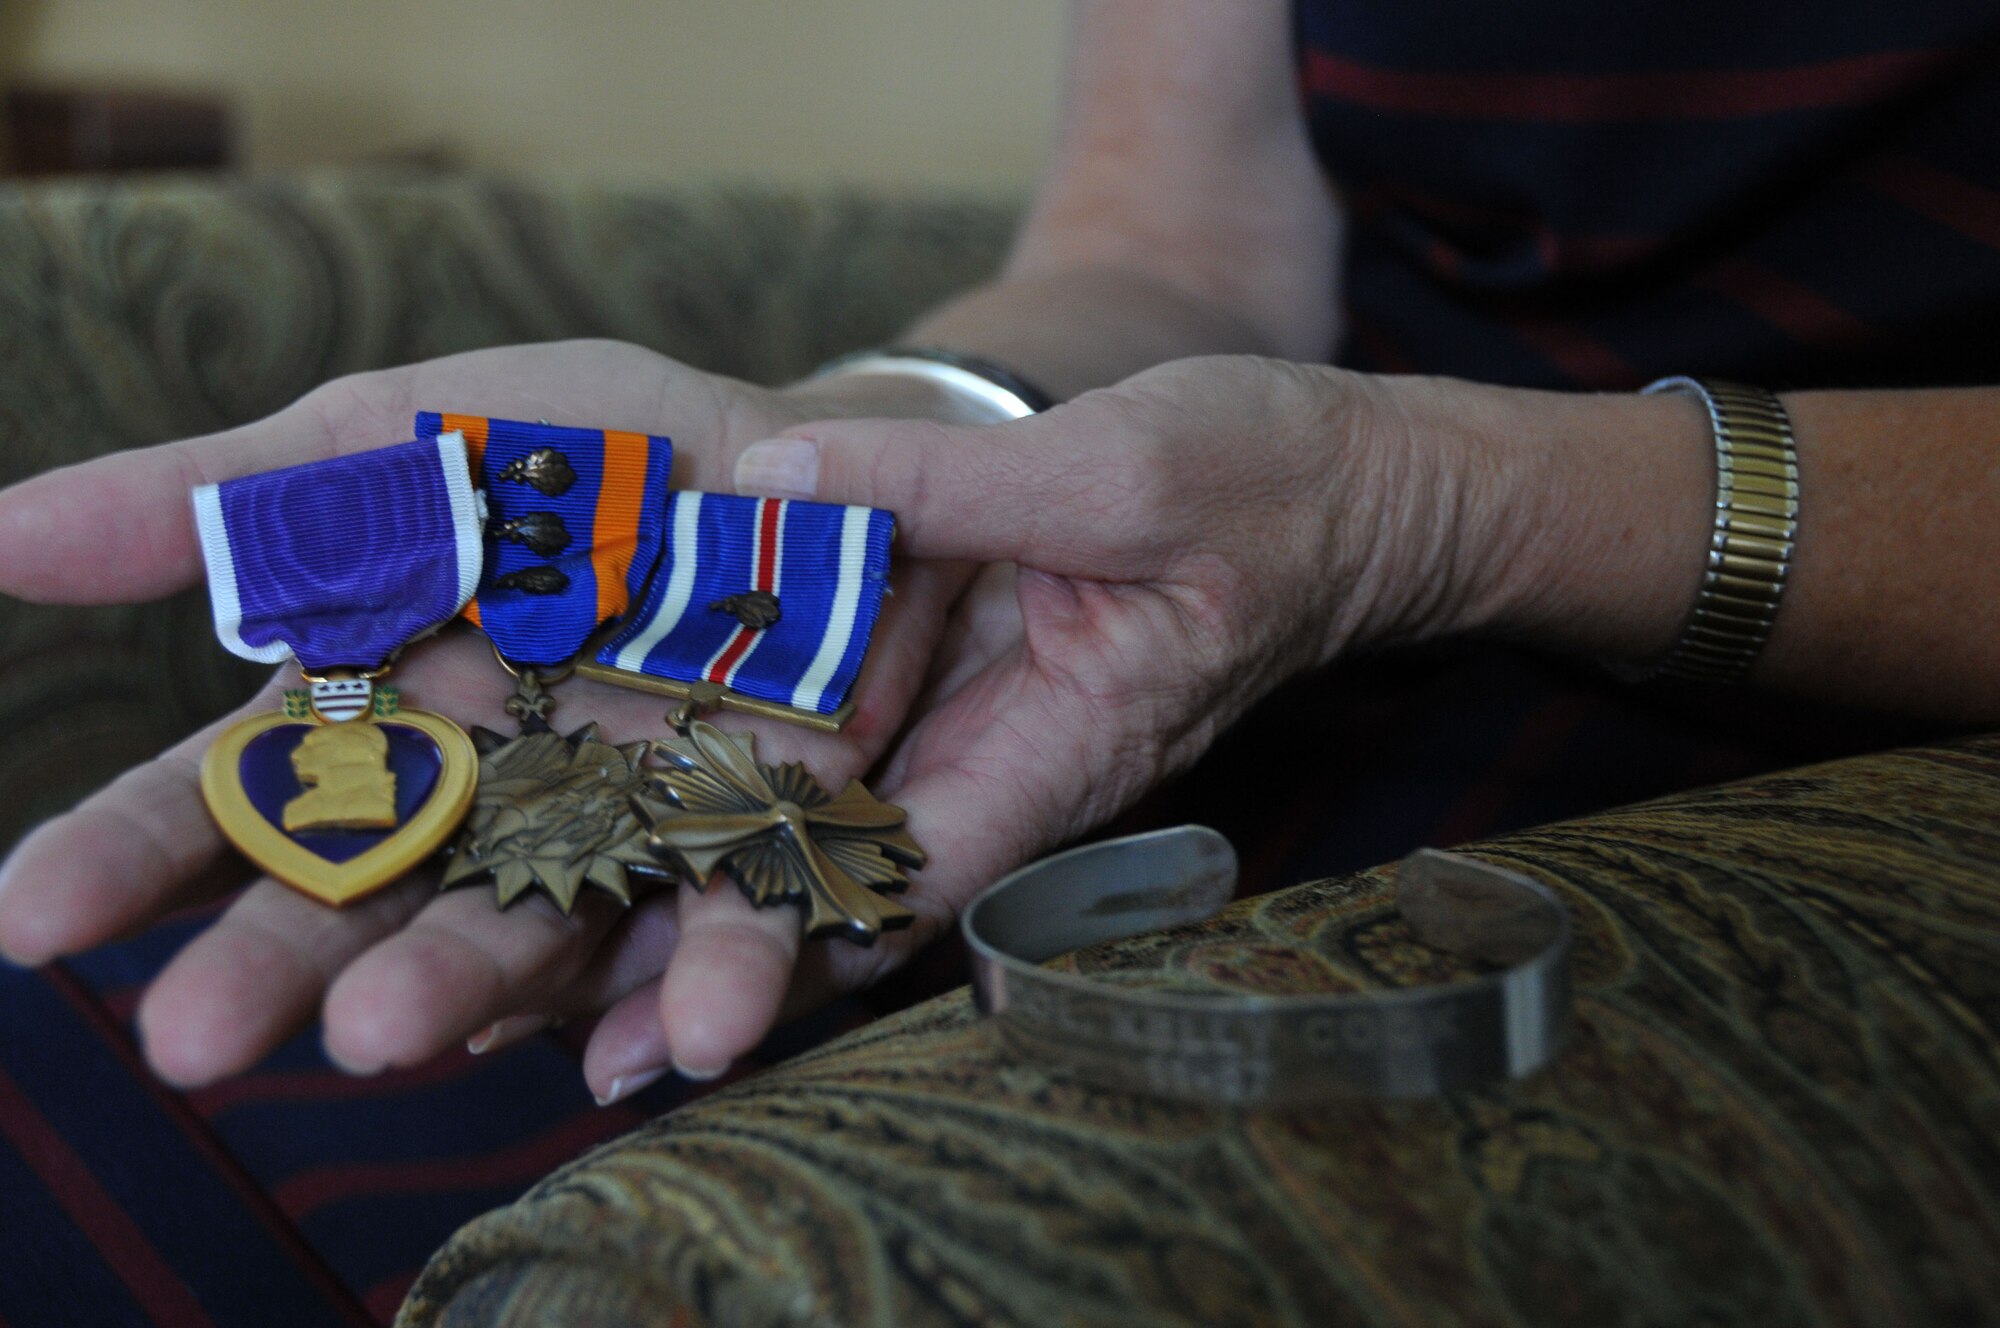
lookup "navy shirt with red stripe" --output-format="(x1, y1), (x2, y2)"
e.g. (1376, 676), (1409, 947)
(1295, 1), (2000, 389)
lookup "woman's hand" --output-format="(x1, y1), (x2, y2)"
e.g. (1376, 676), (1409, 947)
(717, 355), (1709, 968)
(576, 356), (1451, 1095)
(0, 339), (964, 1100)
(717, 359), (1501, 947)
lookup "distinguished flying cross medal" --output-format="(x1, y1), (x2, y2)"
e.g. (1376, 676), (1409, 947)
(638, 708), (922, 942)
(192, 437), (483, 906)
(585, 490), (923, 942)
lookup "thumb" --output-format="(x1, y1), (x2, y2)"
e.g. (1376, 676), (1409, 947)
(731, 416), (1055, 564)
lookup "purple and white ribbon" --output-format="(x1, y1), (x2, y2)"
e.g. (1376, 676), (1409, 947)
(192, 435), (483, 672)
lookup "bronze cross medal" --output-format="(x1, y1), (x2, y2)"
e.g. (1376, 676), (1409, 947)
(512, 525), (929, 945)
(635, 692), (924, 945)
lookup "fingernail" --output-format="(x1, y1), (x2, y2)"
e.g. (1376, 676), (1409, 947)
(734, 439), (819, 499)
(594, 1066), (667, 1107)
(467, 1013), (553, 1056)
(672, 1056), (731, 1083)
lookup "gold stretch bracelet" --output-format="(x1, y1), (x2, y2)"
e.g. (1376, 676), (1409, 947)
(1640, 376), (1800, 683)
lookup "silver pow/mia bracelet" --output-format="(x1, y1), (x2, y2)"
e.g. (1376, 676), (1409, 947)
(962, 826), (1573, 1106)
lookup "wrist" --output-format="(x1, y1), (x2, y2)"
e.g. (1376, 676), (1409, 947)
(1354, 375), (1713, 660)
(1471, 381), (1715, 660)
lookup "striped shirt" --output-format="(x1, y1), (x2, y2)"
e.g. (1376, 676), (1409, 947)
(1295, 0), (2000, 389)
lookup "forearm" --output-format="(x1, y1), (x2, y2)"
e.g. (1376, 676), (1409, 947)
(1387, 376), (2000, 722)
(781, 260), (1298, 422)
(899, 267), (1282, 405)
(786, 0), (1338, 414)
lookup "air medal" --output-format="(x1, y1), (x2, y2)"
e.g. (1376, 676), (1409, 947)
(418, 413), (681, 913)
(193, 437), (483, 906)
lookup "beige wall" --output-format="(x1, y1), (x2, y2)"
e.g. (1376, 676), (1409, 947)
(0, 0), (1068, 188)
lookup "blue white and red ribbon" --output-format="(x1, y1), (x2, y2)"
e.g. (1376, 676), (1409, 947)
(596, 492), (894, 716)
(415, 413), (674, 667)
(191, 436), (482, 672)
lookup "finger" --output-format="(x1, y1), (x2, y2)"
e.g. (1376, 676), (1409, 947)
(879, 773), (1056, 944)
(0, 397), (386, 605)
(906, 563), (1023, 724)
(0, 686), (285, 966)
(136, 873), (431, 1087)
(465, 1012), (558, 1058)
(839, 556), (964, 761)
(579, 919), (855, 1105)
(320, 886), (626, 1074)
(657, 876), (802, 1080)
(866, 561), (1030, 800)
(522, 892), (682, 1018)
(874, 668), (1102, 927)
(580, 978), (672, 1104)
(0, 339), (696, 605)
(731, 415), (1074, 566)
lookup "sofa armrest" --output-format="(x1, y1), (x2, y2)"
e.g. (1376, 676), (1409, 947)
(401, 736), (2000, 1328)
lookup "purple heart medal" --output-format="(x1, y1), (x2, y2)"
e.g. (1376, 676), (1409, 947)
(192, 436), (483, 906)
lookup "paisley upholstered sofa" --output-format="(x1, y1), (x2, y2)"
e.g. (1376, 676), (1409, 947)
(1, 173), (1994, 1327)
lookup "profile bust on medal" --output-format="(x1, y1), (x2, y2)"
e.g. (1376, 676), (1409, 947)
(283, 719), (397, 833)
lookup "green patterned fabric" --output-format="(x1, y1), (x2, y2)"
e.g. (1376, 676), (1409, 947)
(0, 173), (1013, 855)
(402, 738), (2000, 1328)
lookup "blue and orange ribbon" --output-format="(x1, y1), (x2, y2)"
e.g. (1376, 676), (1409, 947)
(415, 412), (673, 667)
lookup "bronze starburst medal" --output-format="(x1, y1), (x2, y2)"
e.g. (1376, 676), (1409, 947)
(636, 717), (924, 944)
(417, 411), (679, 913)
(440, 708), (666, 911)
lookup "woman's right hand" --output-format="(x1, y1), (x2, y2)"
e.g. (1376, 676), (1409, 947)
(722, 354), (1707, 946)
(725, 356), (1504, 951)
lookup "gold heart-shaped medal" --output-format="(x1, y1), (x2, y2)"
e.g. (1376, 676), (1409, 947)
(200, 682), (477, 906)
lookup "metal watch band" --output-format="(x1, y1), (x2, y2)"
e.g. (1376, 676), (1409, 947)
(1641, 376), (1801, 683)
(962, 826), (1573, 1105)
(808, 346), (1053, 423)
